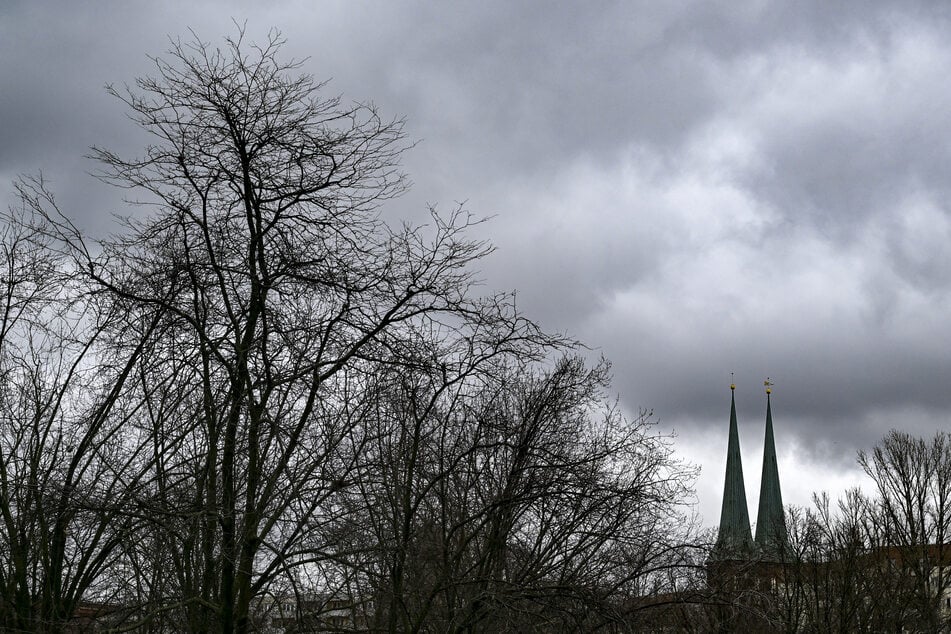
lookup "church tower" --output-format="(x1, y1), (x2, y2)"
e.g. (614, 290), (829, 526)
(714, 382), (753, 557)
(754, 381), (786, 557)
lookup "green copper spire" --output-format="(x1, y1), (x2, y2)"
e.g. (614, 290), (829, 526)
(715, 385), (753, 556)
(755, 384), (787, 558)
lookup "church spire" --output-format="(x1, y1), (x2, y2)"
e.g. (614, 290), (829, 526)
(755, 380), (786, 557)
(715, 382), (753, 557)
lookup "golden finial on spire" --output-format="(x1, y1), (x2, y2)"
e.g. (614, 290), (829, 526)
(730, 372), (735, 391)
(764, 377), (774, 394)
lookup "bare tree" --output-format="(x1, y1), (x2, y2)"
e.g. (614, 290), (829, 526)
(21, 26), (553, 633)
(0, 187), (168, 632)
(858, 429), (951, 630)
(0, 26), (713, 633)
(738, 431), (951, 633)
(336, 355), (699, 633)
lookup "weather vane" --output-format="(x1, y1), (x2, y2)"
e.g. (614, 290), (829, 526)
(764, 377), (774, 394)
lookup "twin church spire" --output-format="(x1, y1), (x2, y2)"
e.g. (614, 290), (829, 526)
(715, 380), (786, 559)
(715, 384), (753, 553)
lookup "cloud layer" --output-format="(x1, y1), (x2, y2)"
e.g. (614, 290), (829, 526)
(4, 1), (951, 525)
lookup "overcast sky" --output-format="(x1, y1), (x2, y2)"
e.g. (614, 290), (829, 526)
(3, 1), (950, 527)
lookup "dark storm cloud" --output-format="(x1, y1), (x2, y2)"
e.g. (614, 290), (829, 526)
(4, 1), (951, 521)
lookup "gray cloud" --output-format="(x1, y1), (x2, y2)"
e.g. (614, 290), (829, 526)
(4, 1), (951, 523)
